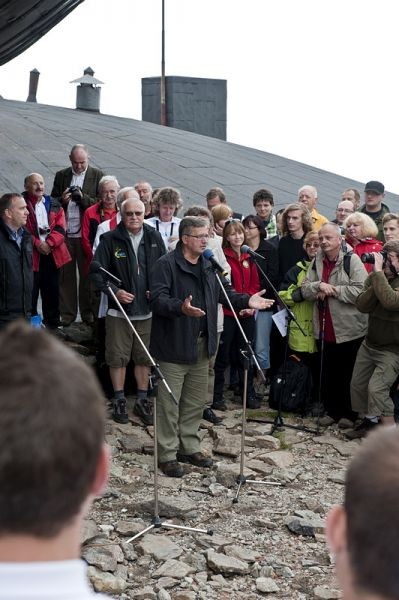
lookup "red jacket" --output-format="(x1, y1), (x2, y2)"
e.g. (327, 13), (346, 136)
(348, 237), (383, 274)
(82, 202), (117, 271)
(24, 194), (71, 272)
(223, 247), (260, 317)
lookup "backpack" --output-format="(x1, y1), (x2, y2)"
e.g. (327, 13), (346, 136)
(312, 251), (353, 278)
(269, 354), (312, 415)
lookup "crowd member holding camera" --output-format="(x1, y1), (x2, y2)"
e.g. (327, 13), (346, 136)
(51, 143), (105, 326)
(301, 223), (368, 425)
(346, 241), (399, 439)
(343, 212), (382, 273)
(23, 173), (71, 329)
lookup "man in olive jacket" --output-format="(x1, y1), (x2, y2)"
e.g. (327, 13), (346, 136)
(348, 240), (399, 438)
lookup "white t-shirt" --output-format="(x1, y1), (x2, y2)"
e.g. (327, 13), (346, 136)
(144, 216), (181, 250)
(0, 559), (109, 599)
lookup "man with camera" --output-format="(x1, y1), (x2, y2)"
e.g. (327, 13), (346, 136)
(23, 173), (71, 329)
(347, 241), (399, 438)
(51, 144), (105, 326)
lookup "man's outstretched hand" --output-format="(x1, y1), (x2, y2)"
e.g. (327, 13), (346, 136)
(181, 295), (206, 317)
(248, 289), (274, 310)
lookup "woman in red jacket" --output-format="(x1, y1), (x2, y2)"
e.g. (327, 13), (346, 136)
(211, 220), (261, 410)
(344, 212), (383, 273)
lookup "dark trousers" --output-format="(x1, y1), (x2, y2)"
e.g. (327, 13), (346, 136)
(318, 337), (363, 421)
(32, 254), (60, 328)
(213, 315), (255, 403)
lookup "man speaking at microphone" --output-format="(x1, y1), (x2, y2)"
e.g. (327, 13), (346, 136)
(150, 216), (273, 477)
(91, 198), (165, 425)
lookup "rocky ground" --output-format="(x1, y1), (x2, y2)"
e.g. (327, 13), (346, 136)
(66, 325), (356, 600)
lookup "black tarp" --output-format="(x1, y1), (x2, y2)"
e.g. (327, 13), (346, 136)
(0, 0), (84, 66)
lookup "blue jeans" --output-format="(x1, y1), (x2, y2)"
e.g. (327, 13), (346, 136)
(255, 310), (273, 369)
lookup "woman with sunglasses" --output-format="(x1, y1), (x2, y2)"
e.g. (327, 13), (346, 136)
(211, 220), (261, 410)
(242, 215), (278, 383)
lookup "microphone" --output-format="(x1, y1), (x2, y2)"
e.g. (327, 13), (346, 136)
(202, 248), (229, 278)
(89, 261), (122, 286)
(241, 244), (265, 260)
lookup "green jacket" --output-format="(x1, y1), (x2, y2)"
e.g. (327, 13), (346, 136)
(279, 260), (317, 353)
(356, 271), (399, 351)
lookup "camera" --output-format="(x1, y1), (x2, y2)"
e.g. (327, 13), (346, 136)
(68, 185), (82, 203)
(361, 250), (388, 265)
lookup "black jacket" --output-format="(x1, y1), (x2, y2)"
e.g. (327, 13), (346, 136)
(91, 222), (165, 317)
(150, 242), (251, 364)
(0, 220), (33, 324)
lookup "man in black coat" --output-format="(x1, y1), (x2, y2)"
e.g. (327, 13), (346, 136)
(91, 198), (165, 425)
(0, 193), (33, 329)
(150, 216), (273, 477)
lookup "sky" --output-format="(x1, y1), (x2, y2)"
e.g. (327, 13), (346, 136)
(0, 0), (398, 193)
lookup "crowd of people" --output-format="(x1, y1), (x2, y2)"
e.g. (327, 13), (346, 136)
(1, 142), (399, 474)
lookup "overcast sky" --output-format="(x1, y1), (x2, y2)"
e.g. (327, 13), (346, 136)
(0, 0), (397, 193)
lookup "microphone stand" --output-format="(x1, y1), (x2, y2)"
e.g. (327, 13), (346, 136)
(245, 257), (318, 436)
(101, 280), (213, 542)
(214, 270), (280, 503)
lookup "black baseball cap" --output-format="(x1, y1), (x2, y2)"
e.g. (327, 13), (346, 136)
(364, 181), (385, 194)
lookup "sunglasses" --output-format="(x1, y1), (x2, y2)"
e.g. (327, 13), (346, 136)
(124, 211), (143, 217)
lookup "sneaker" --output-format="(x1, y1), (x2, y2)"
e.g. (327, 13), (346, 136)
(211, 400), (227, 411)
(318, 415), (336, 427)
(202, 407), (223, 425)
(159, 460), (184, 478)
(176, 452), (213, 468)
(133, 398), (153, 426)
(345, 418), (380, 440)
(112, 398), (129, 424)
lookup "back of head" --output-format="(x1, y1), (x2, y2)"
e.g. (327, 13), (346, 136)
(0, 321), (105, 538)
(345, 427), (399, 599)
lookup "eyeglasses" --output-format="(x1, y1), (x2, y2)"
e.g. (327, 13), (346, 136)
(185, 234), (210, 240)
(305, 243), (320, 248)
(124, 211), (144, 217)
(244, 225), (259, 230)
(337, 208), (353, 213)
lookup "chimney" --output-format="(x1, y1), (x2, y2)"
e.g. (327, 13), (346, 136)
(26, 68), (40, 102)
(70, 67), (104, 113)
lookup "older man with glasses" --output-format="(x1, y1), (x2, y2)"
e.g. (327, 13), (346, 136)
(150, 216), (273, 477)
(333, 200), (355, 227)
(91, 198), (165, 425)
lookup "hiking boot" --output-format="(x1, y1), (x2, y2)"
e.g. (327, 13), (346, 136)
(211, 400), (227, 411)
(202, 407), (222, 425)
(158, 460), (184, 478)
(345, 418), (380, 440)
(133, 398), (153, 426)
(112, 398), (129, 424)
(176, 452), (213, 468)
(247, 396), (261, 409)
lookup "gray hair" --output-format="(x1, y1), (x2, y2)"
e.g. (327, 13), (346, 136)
(120, 198), (145, 216)
(298, 184), (318, 199)
(117, 187), (138, 209)
(98, 175), (120, 195)
(179, 216), (209, 240)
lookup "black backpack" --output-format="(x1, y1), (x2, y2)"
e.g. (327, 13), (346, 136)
(269, 354), (312, 415)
